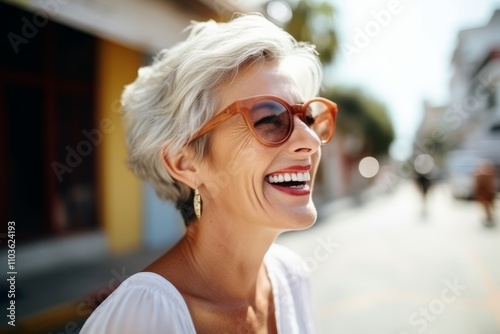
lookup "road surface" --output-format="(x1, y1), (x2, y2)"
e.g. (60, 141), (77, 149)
(278, 181), (500, 334)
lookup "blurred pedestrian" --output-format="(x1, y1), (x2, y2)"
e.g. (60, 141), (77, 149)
(474, 161), (496, 225)
(414, 171), (433, 216)
(80, 13), (337, 333)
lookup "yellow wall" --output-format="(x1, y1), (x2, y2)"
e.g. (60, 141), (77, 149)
(96, 39), (142, 253)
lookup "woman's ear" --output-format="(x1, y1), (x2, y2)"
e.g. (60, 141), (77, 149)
(160, 145), (198, 189)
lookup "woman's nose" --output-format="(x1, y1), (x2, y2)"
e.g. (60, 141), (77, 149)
(286, 116), (321, 155)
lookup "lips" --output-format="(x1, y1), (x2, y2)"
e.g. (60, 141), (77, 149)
(265, 165), (312, 195)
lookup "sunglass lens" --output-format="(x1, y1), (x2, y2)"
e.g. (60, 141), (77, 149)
(307, 102), (334, 143)
(250, 100), (292, 143)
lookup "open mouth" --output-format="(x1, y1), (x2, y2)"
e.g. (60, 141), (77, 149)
(265, 172), (311, 189)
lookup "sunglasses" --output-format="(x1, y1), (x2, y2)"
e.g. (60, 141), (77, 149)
(190, 95), (338, 146)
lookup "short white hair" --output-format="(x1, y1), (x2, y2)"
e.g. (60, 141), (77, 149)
(121, 13), (322, 223)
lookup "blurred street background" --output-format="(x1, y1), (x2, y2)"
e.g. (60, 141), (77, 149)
(1, 0), (500, 333)
(279, 180), (500, 334)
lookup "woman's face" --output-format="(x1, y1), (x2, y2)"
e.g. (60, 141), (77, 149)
(198, 60), (321, 231)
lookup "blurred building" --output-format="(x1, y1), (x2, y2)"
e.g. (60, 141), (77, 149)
(449, 9), (500, 160)
(0, 0), (261, 275)
(444, 9), (500, 196)
(413, 9), (500, 198)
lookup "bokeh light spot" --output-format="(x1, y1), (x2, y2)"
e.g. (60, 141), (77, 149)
(359, 156), (380, 178)
(266, 1), (292, 23)
(414, 154), (434, 174)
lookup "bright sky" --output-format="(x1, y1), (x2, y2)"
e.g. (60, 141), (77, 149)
(325, 0), (500, 160)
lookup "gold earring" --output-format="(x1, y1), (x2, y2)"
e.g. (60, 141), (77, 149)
(193, 188), (202, 220)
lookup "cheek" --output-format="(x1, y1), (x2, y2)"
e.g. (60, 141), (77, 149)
(203, 138), (261, 196)
(204, 120), (279, 196)
(226, 146), (260, 178)
(213, 121), (269, 175)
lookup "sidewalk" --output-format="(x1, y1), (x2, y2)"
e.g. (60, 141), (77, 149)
(277, 181), (500, 334)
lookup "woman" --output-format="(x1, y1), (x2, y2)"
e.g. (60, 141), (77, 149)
(81, 13), (337, 333)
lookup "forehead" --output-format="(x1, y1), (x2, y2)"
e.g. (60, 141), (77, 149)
(218, 60), (304, 108)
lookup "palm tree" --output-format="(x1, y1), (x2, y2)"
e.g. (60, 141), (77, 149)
(266, 0), (338, 65)
(322, 86), (395, 158)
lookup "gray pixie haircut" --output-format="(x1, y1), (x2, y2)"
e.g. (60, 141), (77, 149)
(121, 13), (323, 224)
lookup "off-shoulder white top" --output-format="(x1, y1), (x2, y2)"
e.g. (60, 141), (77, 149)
(80, 244), (315, 333)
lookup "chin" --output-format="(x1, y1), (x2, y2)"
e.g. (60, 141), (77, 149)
(282, 201), (318, 231)
(298, 210), (318, 230)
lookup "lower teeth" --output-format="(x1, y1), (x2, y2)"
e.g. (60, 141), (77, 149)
(289, 184), (305, 189)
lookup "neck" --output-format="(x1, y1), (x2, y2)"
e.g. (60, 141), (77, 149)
(178, 214), (280, 303)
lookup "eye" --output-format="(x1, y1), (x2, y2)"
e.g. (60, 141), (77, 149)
(254, 115), (285, 127)
(250, 101), (287, 128)
(305, 115), (315, 126)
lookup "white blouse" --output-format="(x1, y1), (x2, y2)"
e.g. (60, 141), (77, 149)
(80, 244), (316, 333)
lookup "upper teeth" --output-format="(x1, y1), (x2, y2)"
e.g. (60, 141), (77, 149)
(267, 172), (311, 183)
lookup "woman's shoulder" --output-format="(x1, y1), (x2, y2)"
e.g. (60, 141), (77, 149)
(80, 272), (196, 334)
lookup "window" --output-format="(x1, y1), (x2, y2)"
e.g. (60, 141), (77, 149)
(1, 3), (99, 240)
